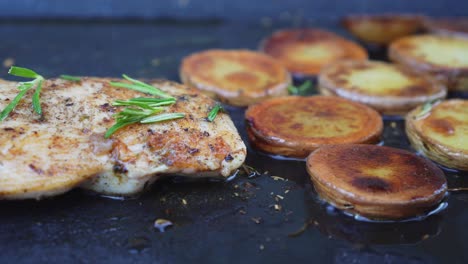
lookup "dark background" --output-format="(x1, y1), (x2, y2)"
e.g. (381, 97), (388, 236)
(1, 1), (468, 264)
(0, 0), (465, 21)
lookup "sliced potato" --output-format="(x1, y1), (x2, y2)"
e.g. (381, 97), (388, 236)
(245, 96), (382, 158)
(318, 60), (447, 115)
(341, 14), (423, 45)
(389, 34), (468, 91)
(306, 144), (447, 220)
(259, 28), (367, 76)
(179, 49), (291, 106)
(423, 17), (468, 38)
(406, 99), (468, 171)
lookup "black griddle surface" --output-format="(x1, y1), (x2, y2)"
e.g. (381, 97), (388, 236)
(0, 19), (467, 264)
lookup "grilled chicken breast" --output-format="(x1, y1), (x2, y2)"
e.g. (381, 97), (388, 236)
(0, 78), (246, 199)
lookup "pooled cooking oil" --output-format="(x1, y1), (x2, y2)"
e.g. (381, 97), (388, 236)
(343, 201), (449, 223)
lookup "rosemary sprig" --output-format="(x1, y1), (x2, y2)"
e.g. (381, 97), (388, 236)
(105, 76), (184, 138)
(109, 74), (173, 99)
(0, 66), (44, 121)
(105, 103), (184, 138)
(112, 97), (176, 109)
(141, 113), (185, 123)
(207, 104), (224, 122)
(60, 74), (81, 82)
(288, 80), (313, 96)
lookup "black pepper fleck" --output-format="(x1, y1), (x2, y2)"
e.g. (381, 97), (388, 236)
(113, 162), (128, 174)
(188, 148), (200, 154)
(225, 154), (234, 161)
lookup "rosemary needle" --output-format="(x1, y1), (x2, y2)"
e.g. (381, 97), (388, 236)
(207, 104), (224, 122)
(109, 74), (173, 99)
(60, 75), (81, 82)
(141, 113), (185, 124)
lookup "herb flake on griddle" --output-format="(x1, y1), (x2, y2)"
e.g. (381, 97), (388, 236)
(415, 99), (440, 120)
(288, 80), (313, 96)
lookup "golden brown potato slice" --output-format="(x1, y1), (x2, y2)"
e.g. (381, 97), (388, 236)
(259, 28), (368, 76)
(179, 49), (291, 106)
(423, 17), (468, 38)
(406, 99), (468, 171)
(318, 60), (447, 115)
(342, 14), (423, 45)
(307, 144), (447, 220)
(245, 96), (382, 158)
(389, 34), (468, 91)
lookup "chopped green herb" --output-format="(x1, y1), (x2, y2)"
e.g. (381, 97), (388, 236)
(0, 66), (44, 121)
(207, 104), (223, 122)
(8, 66), (41, 79)
(141, 112), (185, 124)
(105, 75), (185, 138)
(60, 75), (81, 82)
(288, 80), (313, 96)
(415, 99), (440, 119)
(109, 74), (173, 99)
(105, 116), (143, 139)
(112, 97), (176, 109)
(32, 79), (43, 115)
(105, 107), (184, 138)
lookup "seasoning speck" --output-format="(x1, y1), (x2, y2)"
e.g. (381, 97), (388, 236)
(3, 57), (15, 68)
(251, 217), (263, 224)
(271, 176), (286, 181)
(154, 218), (173, 232)
(151, 58), (161, 67)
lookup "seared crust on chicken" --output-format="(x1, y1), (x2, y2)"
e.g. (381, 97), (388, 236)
(180, 49), (291, 106)
(406, 99), (468, 171)
(260, 28), (368, 76)
(245, 96), (382, 158)
(0, 78), (246, 199)
(318, 60), (447, 115)
(307, 144), (447, 220)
